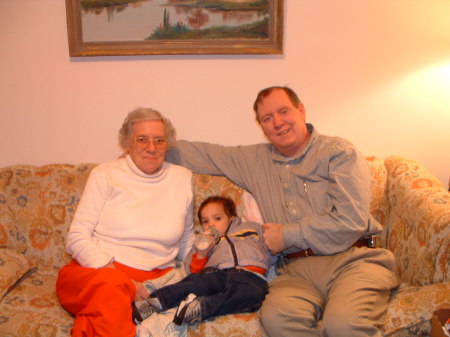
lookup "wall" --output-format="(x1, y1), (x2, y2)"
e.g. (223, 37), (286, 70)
(0, 0), (449, 187)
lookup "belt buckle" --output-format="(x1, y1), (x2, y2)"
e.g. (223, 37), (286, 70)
(365, 235), (383, 248)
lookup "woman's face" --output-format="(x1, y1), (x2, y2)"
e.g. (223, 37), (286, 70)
(126, 119), (168, 175)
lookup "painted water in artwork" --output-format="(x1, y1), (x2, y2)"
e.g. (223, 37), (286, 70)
(81, 0), (270, 42)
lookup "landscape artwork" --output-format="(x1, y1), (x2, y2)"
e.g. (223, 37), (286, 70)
(66, 0), (284, 56)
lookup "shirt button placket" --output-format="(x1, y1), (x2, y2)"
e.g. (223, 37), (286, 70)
(281, 163), (299, 220)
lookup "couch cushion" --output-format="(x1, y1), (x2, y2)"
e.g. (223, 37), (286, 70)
(0, 248), (35, 300)
(366, 156), (389, 246)
(188, 312), (260, 337)
(0, 164), (95, 269)
(0, 267), (74, 337)
(381, 282), (450, 336)
(384, 156), (450, 285)
(192, 174), (246, 230)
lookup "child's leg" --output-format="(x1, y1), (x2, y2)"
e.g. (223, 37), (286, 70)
(152, 271), (226, 310)
(56, 259), (136, 337)
(199, 269), (268, 321)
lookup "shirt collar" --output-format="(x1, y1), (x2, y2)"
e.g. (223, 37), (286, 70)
(125, 154), (167, 179)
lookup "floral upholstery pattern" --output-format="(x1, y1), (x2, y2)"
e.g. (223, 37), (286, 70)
(0, 164), (93, 270)
(0, 248), (35, 300)
(0, 157), (448, 337)
(383, 156), (449, 286)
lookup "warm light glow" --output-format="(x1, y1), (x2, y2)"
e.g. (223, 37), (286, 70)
(398, 62), (450, 111)
(372, 62), (450, 119)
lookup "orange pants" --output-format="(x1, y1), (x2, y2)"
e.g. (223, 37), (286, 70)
(56, 259), (172, 337)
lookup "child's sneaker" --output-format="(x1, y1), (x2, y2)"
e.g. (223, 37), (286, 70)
(173, 293), (201, 326)
(132, 297), (163, 324)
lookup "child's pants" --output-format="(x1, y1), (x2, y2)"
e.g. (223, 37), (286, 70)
(56, 259), (171, 337)
(152, 268), (268, 321)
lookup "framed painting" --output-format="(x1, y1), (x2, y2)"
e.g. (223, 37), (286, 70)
(65, 0), (284, 57)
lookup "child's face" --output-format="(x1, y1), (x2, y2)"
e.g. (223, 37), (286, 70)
(200, 202), (232, 235)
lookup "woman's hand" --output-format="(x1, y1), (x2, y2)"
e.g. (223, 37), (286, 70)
(133, 280), (150, 301)
(104, 262), (116, 269)
(104, 262), (149, 300)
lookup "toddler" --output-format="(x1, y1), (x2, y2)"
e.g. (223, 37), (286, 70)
(132, 196), (270, 325)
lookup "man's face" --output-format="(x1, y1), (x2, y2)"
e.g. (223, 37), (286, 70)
(256, 89), (309, 157)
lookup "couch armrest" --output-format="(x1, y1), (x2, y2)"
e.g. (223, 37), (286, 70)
(384, 156), (449, 286)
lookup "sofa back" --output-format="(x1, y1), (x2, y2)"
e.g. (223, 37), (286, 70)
(0, 164), (94, 269)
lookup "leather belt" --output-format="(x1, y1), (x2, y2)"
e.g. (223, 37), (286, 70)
(284, 238), (371, 260)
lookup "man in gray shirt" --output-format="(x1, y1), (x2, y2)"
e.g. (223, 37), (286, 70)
(167, 86), (398, 337)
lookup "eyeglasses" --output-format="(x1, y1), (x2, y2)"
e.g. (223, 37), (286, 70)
(133, 136), (167, 149)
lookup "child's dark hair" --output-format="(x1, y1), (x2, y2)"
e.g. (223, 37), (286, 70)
(198, 196), (237, 222)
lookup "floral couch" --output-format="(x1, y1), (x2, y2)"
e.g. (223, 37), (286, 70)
(0, 155), (448, 337)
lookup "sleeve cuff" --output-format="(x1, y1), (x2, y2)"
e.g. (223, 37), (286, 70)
(283, 222), (307, 250)
(190, 253), (208, 273)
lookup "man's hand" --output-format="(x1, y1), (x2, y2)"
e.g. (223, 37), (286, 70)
(262, 223), (286, 254)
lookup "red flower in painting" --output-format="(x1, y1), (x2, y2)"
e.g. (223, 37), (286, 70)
(186, 8), (209, 29)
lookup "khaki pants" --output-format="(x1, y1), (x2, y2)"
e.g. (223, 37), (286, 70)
(259, 247), (399, 337)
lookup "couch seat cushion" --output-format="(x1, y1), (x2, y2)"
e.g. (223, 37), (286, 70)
(0, 248), (36, 300)
(381, 282), (450, 336)
(188, 312), (260, 337)
(0, 267), (73, 337)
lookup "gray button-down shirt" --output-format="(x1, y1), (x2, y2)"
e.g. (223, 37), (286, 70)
(167, 124), (382, 256)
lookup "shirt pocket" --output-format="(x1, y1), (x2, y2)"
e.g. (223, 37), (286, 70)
(295, 176), (329, 215)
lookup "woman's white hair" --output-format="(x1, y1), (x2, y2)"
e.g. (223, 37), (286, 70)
(118, 107), (176, 150)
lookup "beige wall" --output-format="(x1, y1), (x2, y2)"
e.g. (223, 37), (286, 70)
(1, 0), (449, 187)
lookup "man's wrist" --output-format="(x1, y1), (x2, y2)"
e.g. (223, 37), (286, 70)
(283, 223), (305, 250)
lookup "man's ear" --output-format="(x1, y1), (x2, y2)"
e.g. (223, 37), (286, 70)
(298, 103), (306, 120)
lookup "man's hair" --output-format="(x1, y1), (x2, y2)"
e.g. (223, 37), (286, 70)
(118, 107), (176, 150)
(198, 195), (237, 223)
(253, 86), (302, 123)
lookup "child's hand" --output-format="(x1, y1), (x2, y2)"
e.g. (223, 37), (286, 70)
(194, 229), (219, 257)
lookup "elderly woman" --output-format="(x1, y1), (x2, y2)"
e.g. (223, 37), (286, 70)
(56, 108), (194, 337)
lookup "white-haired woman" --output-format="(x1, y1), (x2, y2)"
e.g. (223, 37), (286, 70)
(56, 107), (194, 337)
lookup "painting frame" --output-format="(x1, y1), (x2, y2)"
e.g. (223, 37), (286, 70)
(65, 0), (284, 57)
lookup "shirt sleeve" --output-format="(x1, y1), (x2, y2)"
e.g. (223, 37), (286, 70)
(190, 253), (209, 273)
(167, 141), (258, 190)
(65, 168), (114, 268)
(176, 196), (195, 261)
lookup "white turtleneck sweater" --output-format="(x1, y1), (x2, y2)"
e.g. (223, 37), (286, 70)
(66, 155), (194, 270)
